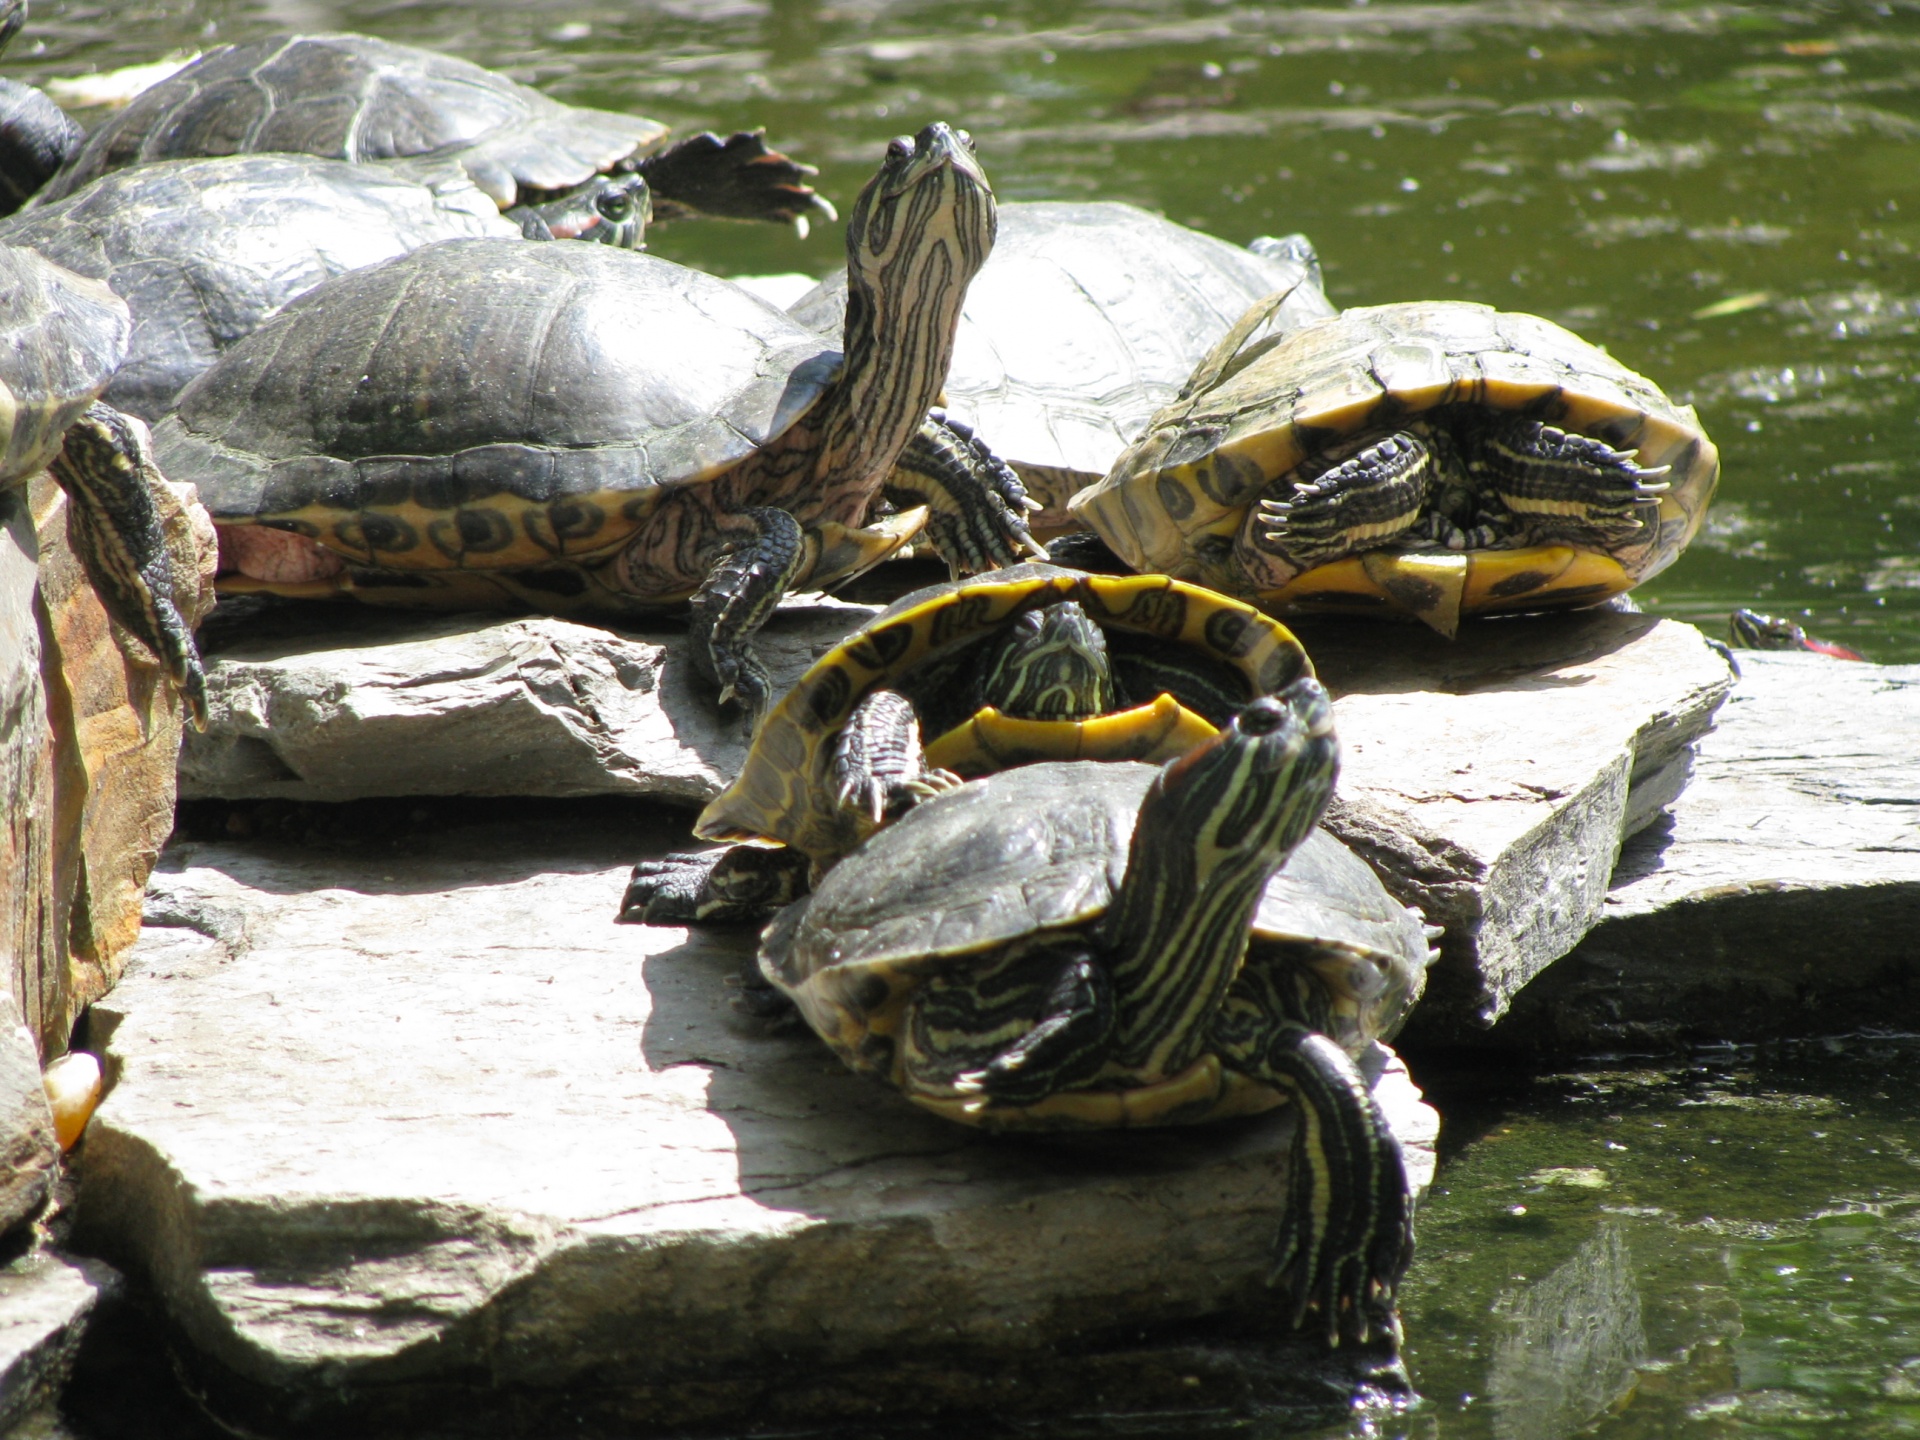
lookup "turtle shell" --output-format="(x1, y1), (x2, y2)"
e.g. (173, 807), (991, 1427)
(1073, 300), (1719, 626)
(0, 155), (514, 422)
(151, 238), (838, 595)
(790, 201), (1335, 525)
(696, 561), (1313, 863)
(759, 759), (1430, 1129)
(0, 244), (128, 487)
(37, 33), (666, 209)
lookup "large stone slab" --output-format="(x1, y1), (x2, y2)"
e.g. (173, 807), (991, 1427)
(1486, 651), (1920, 1052)
(75, 810), (1436, 1435)
(1294, 608), (1733, 1037)
(1, 473), (218, 1058)
(0, 1250), (112, 1433)
(178, 597), (877, 807)
(0, 988), (55, 1240)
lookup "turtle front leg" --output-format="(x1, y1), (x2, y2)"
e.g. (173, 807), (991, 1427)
(48, 403), (207, 727)
(1223, 1014), (1411, 1348)
(688, 506), (809, 726)
(829, 688), (962, 826)
(635, 129), (838, 236)
(1250, 430), (1438, 570)
(620, 845), (811, 926)
(884, 413), (1045, 578)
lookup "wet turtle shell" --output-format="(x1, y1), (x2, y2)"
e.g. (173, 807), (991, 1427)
(760, 757), (1430, 1131)
(0, 155), (517, 422)
(151, 237), (843, 612)
(0, 243), (128, 487)
(790, 201), (1336, 527)
(1072, 300), (1719, 633)
(698, 560), (1314, 864)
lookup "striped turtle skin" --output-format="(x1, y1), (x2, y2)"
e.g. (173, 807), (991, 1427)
(760, 686), (1433, 1348)
(1073, 300), (1719, 637)
(153, 125), (1035, 721)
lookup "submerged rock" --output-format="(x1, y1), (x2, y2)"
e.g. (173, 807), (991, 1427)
(1488, 651), (1920, 1051)
(76, 810), (1436, 1433)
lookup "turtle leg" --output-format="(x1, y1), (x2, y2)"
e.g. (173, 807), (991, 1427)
(635, 129), (838, 235)
(1467, 415), (1670, 543)
(829, 688), (962, 826)
(1217, 1009), (1411, 1348)
(884, 413), (1045, 578)
(688, 506), (808, 725)
(620, 845), (811, 925)
(48, 403), (207, 727)
(1252, 431), (1439, 570)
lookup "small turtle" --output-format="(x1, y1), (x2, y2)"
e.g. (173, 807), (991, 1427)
(0, 243), (204, 718)
(789, 202), (1336, 531)
(154, 124), (1037, 720)
(0, 0), (81, 215)
(759, 684), (1432, 1347)
(626, 561), (1312, 922)
(1073, 300), (1720, 636)
(0, 154), (645, 422)
(32, 32), (832, 233)
(1728, 608), (1866, 661)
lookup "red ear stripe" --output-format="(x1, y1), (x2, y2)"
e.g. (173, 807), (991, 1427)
(1805, 638), (1867, 662)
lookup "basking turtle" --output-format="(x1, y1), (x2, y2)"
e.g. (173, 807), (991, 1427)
(0, 243), (204, 718)
(760, 685), (1431, 1346)
(1073, 300), (1720, 636)
(33, 32), (832, 233)
(154, 124), (1036, 719)
(789, 202), (1336, 531)
(626, 561), (1312, 922)
(1728, 607), (1865, 661)
(0, 154), (645, 422)
(0, 0), (80, 215)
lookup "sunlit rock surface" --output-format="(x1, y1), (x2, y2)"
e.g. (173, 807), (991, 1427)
(0, 988), (55, 1239)
(0, 1249), (111, 1432)
(1489, 651), (1920, 1051)
(75, 809), (1436, 1433)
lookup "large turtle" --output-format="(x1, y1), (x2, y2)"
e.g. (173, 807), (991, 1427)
(759, 684), (1432, 1347)
(0, 243), (203, 717)
(32, 32), (831, 233)
(0, 154), (644, 422)
(626, 562), (1313, 923)
(1072, 299), (1720, 636)
(789, 201), (1336, 531)
(153, 124), (1038, 719)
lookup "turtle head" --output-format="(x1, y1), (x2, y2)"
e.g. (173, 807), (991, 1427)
(509, 173), (651, 249)
(981, 600), (1118, 720)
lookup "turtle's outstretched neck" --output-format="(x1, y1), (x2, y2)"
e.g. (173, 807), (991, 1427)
(810, 123), (995, 523)
(1101, 681), (1339, 1077)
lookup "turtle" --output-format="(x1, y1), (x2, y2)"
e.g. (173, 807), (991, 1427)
(1728, 607), (1865, 661)
(758, 683), (1433, 1347)
(788, 201), (1337, 532)
(0, 0), (81, 215)
(625, 561), (1314, 923)
(31, 32), (833, 234)
(0, 243), (204, 719)
(152, 123), (1039, 720)
(1072, 299), (1721, 637)
(0, 154), (646, 423)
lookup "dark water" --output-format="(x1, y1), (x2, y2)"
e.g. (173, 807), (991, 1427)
(14, 3), (1920, 1437)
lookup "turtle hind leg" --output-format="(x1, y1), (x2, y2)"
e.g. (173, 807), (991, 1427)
(884, 413), (1045, 578)
(1220, 1013), (1411, 1348)
(830, 688), (961, 827)
(635, 129), (837, 234)
(1470, 415), (1670, 542)
(1251, 431), (1438, 570)
(48, 403), (207, 728)
(620, 844), (811, 926)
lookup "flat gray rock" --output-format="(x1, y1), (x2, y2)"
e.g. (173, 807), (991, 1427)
(179, 597), (878, 806)
(0, 1249), (111, 1433)
(1490, 651), (1920, 1051)
(76, 812), (1435, 1433)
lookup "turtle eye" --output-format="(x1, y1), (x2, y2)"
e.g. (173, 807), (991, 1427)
(956, 129), (976, 153)
(598, 192), (632, 220)
(886, 135), (913, 160)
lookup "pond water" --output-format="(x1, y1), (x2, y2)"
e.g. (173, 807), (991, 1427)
(13, 2), (1919, 1437)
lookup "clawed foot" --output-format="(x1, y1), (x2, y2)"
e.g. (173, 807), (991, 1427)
(619, 845), (809, 925)
(639, 129), (837, 236)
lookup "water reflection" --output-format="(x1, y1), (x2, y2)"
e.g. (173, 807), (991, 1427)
(1487, 1224), (1647, 1440)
